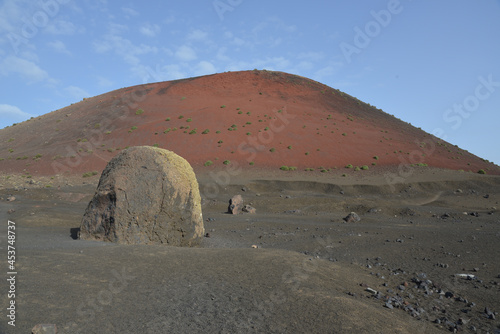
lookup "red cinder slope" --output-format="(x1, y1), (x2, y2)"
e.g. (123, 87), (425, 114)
(0, 70), (498, 176)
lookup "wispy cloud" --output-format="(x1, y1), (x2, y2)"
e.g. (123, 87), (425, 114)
(187, 29), (208, 41)
(0, 104), (35, 125)
(0, 56), (49, 83)
(45, 20), (79, 35)
(193, 60), (216, 76)
(139, 23), (161, 37)
(93, 28), (158, 65)
(48, 40), (71, 55)
(64, 85), (90, 101)
(175, 45), (197, 62)
(122, 7), (139, 18)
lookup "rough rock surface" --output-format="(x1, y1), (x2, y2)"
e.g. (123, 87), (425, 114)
(344, 212), (361, 223)
(242, 204), (256, 214)
(79, 146), (204, 246)
(228, 195), (243, 214)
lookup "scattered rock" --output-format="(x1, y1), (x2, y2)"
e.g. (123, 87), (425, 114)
(343, 212), (360, 223)
(6, 196), (16, 202)
(7, 209), (15, 214)
(242, 204), (256, 214)
(32, 324), (57, 334)
(79, 146), (204, 246)
(228, 195), (243, 214)
(251, 244), (258, 249)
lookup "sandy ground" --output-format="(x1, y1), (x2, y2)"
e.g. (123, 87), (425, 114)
(0, 168), (499, 333)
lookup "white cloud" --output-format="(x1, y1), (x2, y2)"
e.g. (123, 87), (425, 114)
(93, 33), (157, 65)
(48, 40), (71, 55)
(97, 76), (113, 87)
(194, 61), (216, 76)
(0, 56), (48, 83)
(45, 20), (78, 35)
(139, 23), (160, 37)
(216, 47), (231, 62)
(297, 52), (325, 62)
(175, 45), (197, 62)
(187, 29), (208, 41)
(122, 7), (139, 17)
(65, 85), (90, 101)
(0, 104), (35, 122)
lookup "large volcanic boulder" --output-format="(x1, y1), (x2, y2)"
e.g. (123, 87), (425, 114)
(79, 146), (204, 246)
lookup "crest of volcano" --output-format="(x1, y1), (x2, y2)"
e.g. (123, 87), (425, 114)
(0, 70), (498, 176)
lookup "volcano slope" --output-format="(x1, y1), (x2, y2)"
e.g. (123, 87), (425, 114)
(0, 70), (498, 177)
(0, 70), (499, 334)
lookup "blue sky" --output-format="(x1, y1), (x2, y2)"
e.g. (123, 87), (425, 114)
(1, 0), (499, 164)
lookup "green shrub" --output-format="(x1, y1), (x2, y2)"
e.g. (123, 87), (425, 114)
(287, 146), (292, 150)
(373, 156), (379, 160)
(82, 171), (98, 178)
(269, 148), (275, 153)
(166, 117), (171, 121)
(249, 162), (255, 166)
(216, 130), (221, 134)
(354, 166), (361, 171)
(361, 165), (369, 170)
(246, 132), (251, 136)
(33, 154), (42, 160)
(280, 166), (290, 171)
(345, 164), (353, 169)
(131, 126), (137, 130)
(204, 160), (213, 167)
(202, 129), (210, 134)
(220, 105), (226, 108)
(223, 160), (230, 165)
(105, 131), (112, 135)
(478, 169), (486, 174)
(135, 109), (144, 115)
(342, 133), (347, 136)
(152, 144), (159, 148)
(186, 118), (192, 122)
(164, 128), (171, 134)
(178, 115), (184, 119)
(189, 129), (197, 134)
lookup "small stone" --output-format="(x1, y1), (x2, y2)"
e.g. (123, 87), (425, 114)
(7, 209), (15, 214)
(343, 212), (360, 223)
(242, 205), (256, 214)
(205, 233), (210, 238)
(384, 302), (394, 309)
(32, 324), (57, 334)
(251, 244), (258, 249)
(6, 196), (15, 202)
